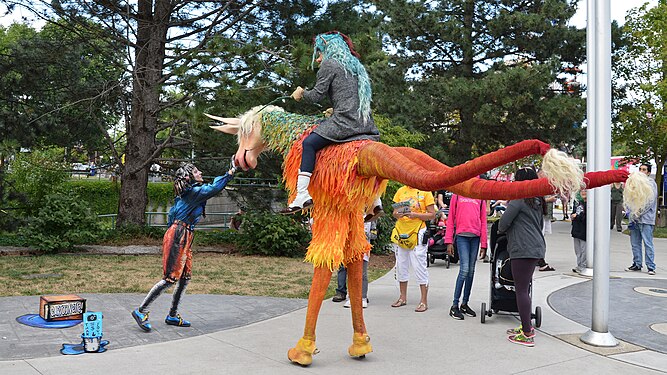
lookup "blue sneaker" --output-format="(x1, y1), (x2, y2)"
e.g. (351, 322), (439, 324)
(131, 309), (152, 332)
(165, 314), (191, 327)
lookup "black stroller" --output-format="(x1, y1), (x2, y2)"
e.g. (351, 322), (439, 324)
(480, 221), (541, 327)
(425, 211), (458, 268)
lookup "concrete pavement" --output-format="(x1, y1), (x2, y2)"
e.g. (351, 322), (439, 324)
(1, 220), (666, 374)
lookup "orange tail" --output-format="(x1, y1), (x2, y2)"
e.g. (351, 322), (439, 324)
(358, 142), (628, 200)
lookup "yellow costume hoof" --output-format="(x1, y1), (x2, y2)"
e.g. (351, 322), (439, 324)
(288, 338), (318, 366)
(348, 332), (372, 358)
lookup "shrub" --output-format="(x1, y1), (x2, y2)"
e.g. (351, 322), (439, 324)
(372, 214), (395, 254)
(235, 211), (310, 257)
(6, 148), (68, 216)
(94, 224), (166, 245)
(20, 191), (101, 253)
(66, 179), (173, 215)
(196, 229), (239, 246)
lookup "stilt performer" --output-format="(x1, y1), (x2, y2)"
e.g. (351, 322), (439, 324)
(205, 39), (653, 367)
(287, 31), (383, 219)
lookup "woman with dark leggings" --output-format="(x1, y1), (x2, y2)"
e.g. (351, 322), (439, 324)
(497, 167), (547, 347)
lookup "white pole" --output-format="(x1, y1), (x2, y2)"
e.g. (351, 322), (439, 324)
(582, 0), (596, 278)
(580, 0), (618, 347)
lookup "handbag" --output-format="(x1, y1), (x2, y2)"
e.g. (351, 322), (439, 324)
(391, 220), (424, 249)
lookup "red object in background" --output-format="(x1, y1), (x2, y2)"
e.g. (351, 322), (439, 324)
(610, 157), (637, 171)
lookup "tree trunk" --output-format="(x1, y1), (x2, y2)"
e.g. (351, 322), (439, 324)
(116, 0), (171, 227)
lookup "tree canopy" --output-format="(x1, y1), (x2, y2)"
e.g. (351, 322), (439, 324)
(0, 0), (597, 226)
(372, 0), (587, 165)
(0, 22), (123, 151)
(614, 0), (667, 198)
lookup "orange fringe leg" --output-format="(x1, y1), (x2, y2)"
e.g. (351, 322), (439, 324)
(346, 258), (372, 357)
(287, 266), (332, 366)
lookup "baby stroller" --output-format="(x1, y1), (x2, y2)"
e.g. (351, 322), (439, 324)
(480, 221), (541, 327)
(425, 210), (458, 268)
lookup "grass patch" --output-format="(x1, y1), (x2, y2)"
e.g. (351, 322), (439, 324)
(0, 253), (395, 299)
(653, 226), (667, 238)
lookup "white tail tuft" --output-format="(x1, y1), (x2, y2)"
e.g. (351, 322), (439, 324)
(540, 149), (584, 197)
(623, 172), (655, 220)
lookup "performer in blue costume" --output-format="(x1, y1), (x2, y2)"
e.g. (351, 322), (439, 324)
(131, 162), (236, 332)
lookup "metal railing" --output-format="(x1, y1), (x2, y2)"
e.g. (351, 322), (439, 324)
(98, 212), (236, 230)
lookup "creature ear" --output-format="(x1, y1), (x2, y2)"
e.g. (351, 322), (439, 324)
(209, 124), (240, 135)
(204, 113), (241, 135)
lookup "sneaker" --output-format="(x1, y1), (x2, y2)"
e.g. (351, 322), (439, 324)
(626, 264), (641, 272)
(344, 298), (369, 308)
(506, 326), (535, 337)
(648, 269), (656, 275)
(508, 332), (535, 347)
(332, 292), (346, 302)
(449, 306), (464, 320)
(165, 314), (191, 327)
(460, 304), (476, 317)
(131, 309), (152, 332)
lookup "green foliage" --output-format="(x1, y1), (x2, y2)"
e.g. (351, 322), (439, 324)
(375, 114), (425, 147)
(373, 0), (586, 165)
(67, 179), (121, 215)
(20, 191), (101, 253)
(93, 224), (166, 245)
(235, 211), (310, 257)
(6, 149), (68, 215)
(614, 2), (667, 197)
(65, 180), (173, 215)
(195, 229), (239, 246)
(372, 214), (395, 254)
(0, 22), (124, 149)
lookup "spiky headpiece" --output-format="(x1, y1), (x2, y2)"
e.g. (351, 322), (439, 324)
(311, 31), (372, 123)
(174, 163), (196, 197)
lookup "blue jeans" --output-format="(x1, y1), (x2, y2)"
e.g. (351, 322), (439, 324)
(630, 223), (656, 270)
(452, 236), (480, 306)
(335, 262), (369, 298)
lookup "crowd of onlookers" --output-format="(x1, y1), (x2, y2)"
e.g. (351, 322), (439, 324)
(329, 163), (658, 348)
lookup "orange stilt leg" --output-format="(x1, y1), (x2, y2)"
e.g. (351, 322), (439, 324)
(287, 266), (332, 366)
(346, 258), (372, 357)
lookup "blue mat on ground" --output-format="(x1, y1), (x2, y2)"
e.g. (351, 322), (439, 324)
(60, 340), (109, 355)
(16, 314), (82, 328)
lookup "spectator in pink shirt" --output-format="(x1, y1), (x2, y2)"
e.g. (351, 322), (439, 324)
(445, 193), (488, 320)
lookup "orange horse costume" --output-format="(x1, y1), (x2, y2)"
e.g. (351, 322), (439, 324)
(207, 106), (648, 366)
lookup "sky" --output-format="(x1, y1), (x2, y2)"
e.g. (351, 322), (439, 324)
(569, 0), (658, 28)
(0, 1), (661, 29)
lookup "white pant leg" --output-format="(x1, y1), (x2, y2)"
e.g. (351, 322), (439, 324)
(394, 228), (429, 285)
(409, 228), (429, 285)
(394, 244), (411, 282)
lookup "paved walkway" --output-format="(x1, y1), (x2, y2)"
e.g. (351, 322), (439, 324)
(1, 220), (666, 374)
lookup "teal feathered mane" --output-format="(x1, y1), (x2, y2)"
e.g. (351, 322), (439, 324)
(311, 32), (372, 124)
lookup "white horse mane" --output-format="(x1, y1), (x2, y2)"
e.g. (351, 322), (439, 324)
(237, 105), (285, 141)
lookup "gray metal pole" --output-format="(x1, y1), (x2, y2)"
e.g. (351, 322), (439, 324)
(580, 0), (618, 347)
(582, 0), (597, 278)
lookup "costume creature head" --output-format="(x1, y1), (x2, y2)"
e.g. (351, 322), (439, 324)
(311, 31), (372, 123)
(174, 163), (198, 197)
